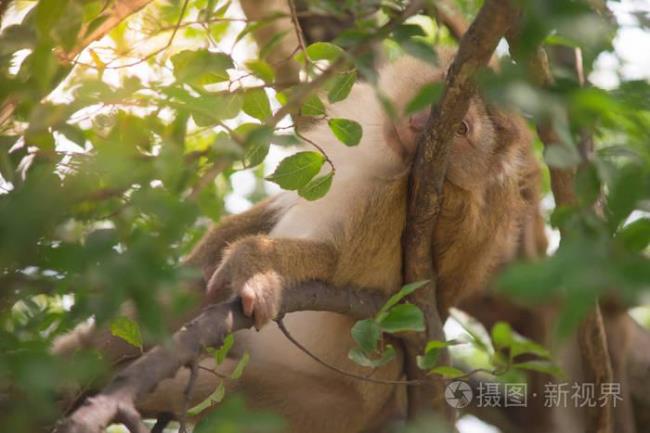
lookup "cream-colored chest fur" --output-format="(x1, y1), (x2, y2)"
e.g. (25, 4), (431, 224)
(269, 166), (407, 292)
(269, 80), (408, 291)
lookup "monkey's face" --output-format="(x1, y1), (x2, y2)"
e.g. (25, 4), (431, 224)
(380, 56), (513, 192)
(386, 98), (498, 190)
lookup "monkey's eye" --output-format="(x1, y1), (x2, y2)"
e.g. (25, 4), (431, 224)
(456, 120), (469, 136)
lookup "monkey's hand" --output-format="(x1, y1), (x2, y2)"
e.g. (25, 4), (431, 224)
(205, 235), (338, 330)
(206, 238), (284, 330)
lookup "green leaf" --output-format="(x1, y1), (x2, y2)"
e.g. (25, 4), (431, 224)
(0, 136), (19, 181)
(214, 0), (232, 17)
(348, 345), (396, 368)
(34, 0), (69, 40)
(416, 340), (453, 370)
(575, 164), (601, 206)
(214, 333), (234, 365)
(393, 23), (426, 41)
(56, 124), (86, 147)
(295, 41), (343, 63)
(230, 352), (250, 379)
(491, 321), (513, 351)
(0, 25), (37, 56)
(379, 304), (425, 333)
(328, 71), (356, 103)
(83, 15), (110, 40)
(429, 366), (465, 379)
(171, 49), (233, 85)
(401, 39), (438, 64)
(259, 30), (289, 59)
(172, 91), (241, 126)
(25, 130), (55, 151)
(607, 164), (650, 228)
(618, 218), (650, 252)
(545, 33), (580, 48)
(188, 382), (225, 416)
(416, 352), (439, 371)
(405, 83), (443, 114)
(301, 94), (326, 117)
(426, 339), (458, 351)
(242, 89), (272, 120)
(266, 151), (325, 190)
(209, 20), (231, 41)
(513, 360), (565, 378)
(510, 337), (551, 359)
(328, 118), (362, 146)
(298, 172), (333, 201)
(51, 0), (82, 51)
(351, 319), (381, 353)
(110, 316), (143, 349)
(377, 280), (428, 318)
(544, 144), (581, 169)
(241, 125), (273, 168)
(244, 59), (275, 83)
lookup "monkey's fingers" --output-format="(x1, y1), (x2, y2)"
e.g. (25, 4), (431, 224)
(240, 285), (257, 318)
(240, 274), (282, 330)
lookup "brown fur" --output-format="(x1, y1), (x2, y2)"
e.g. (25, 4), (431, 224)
(434, 108), (532, 314)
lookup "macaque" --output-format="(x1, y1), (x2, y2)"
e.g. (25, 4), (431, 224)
(124, 54), (534, 429)
(54, 53), (537, 432)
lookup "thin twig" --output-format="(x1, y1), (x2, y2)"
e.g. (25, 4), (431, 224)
(287, 0), (309, 75)
(275, 319), (426, 385)
(295, 130), (335, 172)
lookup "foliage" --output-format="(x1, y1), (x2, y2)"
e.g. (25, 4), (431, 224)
(0, 0), (648, 431)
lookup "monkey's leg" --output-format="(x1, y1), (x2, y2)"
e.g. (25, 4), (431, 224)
(206, 235), (338, 329)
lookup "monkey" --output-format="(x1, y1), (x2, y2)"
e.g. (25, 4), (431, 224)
(134, 54), (534, 430)
(53, 54), (536, 433)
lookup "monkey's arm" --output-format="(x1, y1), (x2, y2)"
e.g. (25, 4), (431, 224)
(207, 235), (338, 329)
(183, 197), (281, 281)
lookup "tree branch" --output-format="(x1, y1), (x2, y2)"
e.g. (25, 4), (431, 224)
(54, 282), (387, 433)
(401, 0), (518, 421)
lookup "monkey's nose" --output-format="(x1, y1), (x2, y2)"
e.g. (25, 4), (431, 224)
(409, 110), (429, 132)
